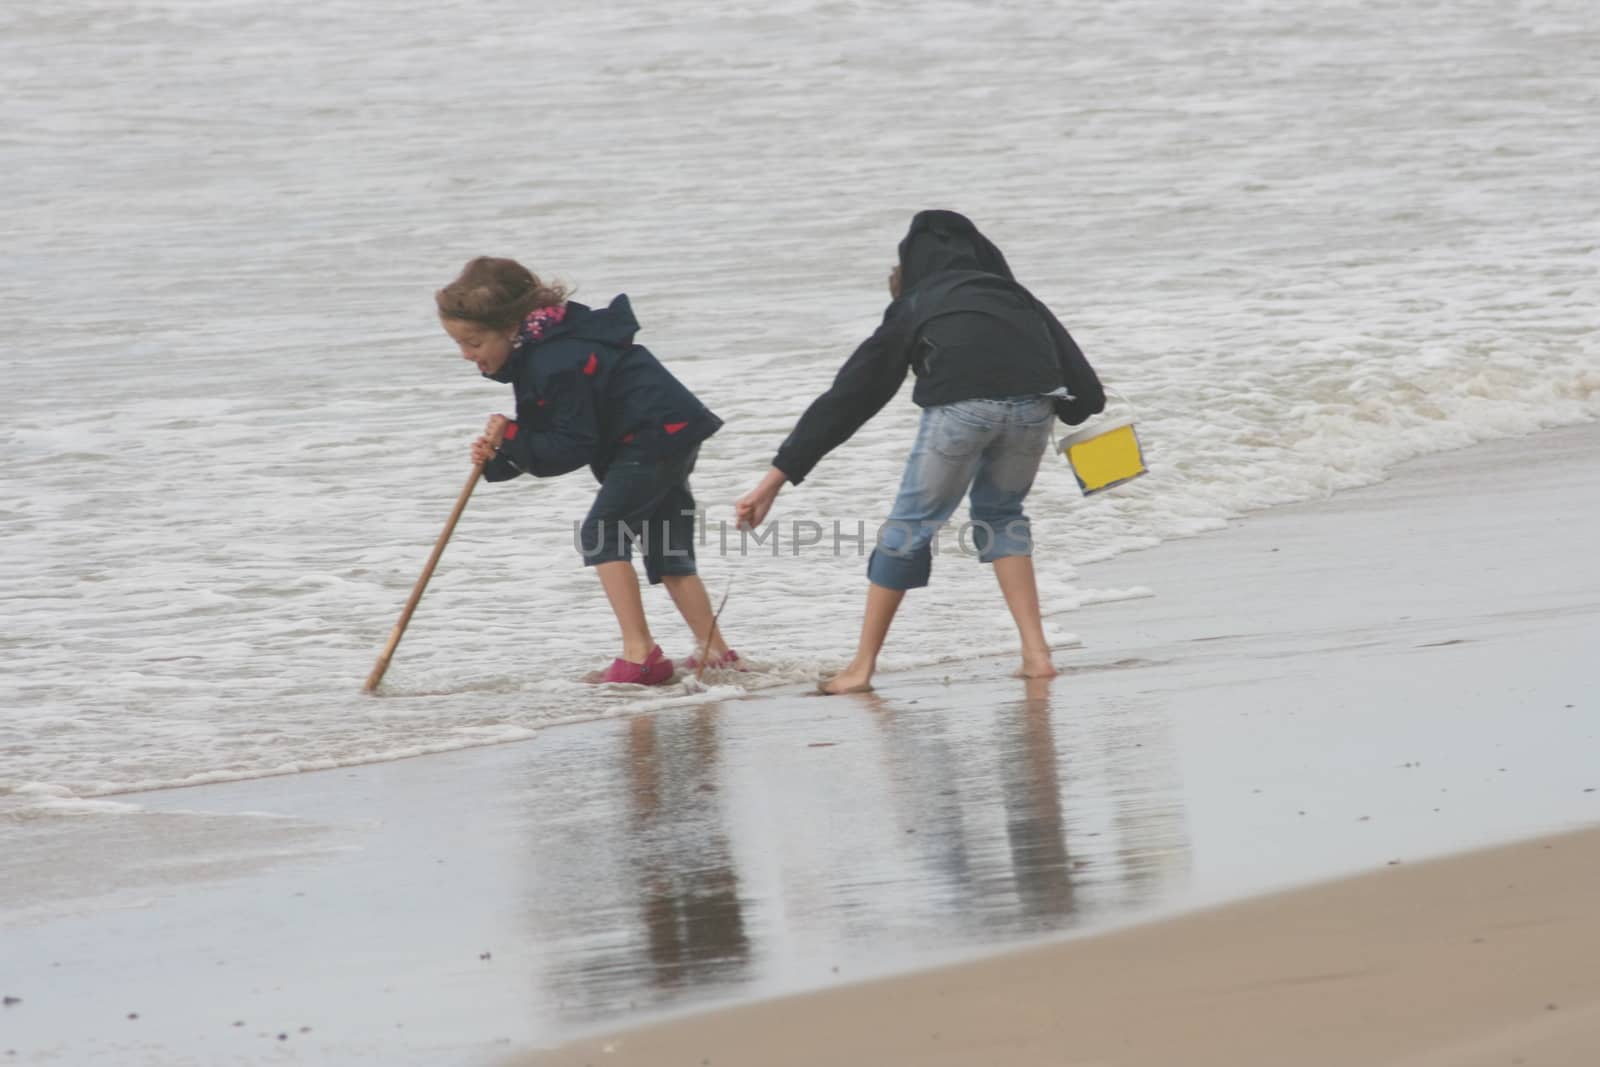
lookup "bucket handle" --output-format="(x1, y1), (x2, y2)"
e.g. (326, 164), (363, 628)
(1051, 386), (1137, 454)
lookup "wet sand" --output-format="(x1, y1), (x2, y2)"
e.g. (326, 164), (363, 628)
(520, 826), (1600, 1067)
(2, 422), (1597, 1064)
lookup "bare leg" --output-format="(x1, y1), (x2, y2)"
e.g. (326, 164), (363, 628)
(660, 574), (730, 660)
(993, 555), (1057, 678)
(821, 582), (906, 694)
(595, 561), (656, 662)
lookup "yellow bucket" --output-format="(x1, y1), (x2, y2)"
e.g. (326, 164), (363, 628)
(1058, 408), (1147, 496)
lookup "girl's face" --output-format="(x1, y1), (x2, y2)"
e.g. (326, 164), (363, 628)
(442, 316), (518, 377)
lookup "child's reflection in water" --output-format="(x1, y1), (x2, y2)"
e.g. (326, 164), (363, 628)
(625, 707), (750, 989)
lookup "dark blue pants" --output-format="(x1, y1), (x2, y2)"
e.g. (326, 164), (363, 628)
(578, 446), (699, 584)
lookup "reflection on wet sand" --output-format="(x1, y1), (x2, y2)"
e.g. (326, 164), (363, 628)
(862, 676), (1190, 943)
(624, 708), (750, 990)
(528, 676), (1190, 1028)
(526, 705), (750, 1024)
(998, 678), (1077, 922)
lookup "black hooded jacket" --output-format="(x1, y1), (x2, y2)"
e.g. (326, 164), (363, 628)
(772, 210), (1104, 485)
(483, 295), (722, 483)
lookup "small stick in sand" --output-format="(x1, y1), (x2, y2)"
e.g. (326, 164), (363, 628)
(694, 580), (734, 684)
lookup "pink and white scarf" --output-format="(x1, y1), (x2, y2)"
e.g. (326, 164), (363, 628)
(514, 302), (568, 348)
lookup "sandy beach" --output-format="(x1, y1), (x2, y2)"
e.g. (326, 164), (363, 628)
(3, 421), (1597, 1065)
(521, 826), (1600, 1067)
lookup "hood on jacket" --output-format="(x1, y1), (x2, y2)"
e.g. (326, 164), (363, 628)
(549, 294), (640, 347)
(489, 294), (641, 383)
(896, 210), (1016, 290)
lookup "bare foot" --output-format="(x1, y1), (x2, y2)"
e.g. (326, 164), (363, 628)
(819, 664), (875, 695)
(1015, 652), (1058, 679)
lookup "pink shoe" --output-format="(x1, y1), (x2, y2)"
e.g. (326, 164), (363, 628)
(683, 649), (744, 673)
(588, 645), (675, 686)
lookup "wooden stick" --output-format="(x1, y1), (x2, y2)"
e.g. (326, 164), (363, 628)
(693, 579), (734, 684)
(363, 423), (504, 693)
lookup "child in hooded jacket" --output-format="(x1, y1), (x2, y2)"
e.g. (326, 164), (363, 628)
(735, 211), (1103, 693)
(438, 256), (738, 685)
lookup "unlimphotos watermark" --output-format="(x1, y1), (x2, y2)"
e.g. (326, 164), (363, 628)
(573, 513), (1032, 559)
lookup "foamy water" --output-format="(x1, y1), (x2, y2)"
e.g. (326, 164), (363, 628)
(2, 0), (1596, 801)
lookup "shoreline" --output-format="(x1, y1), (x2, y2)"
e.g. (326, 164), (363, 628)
(3, 420), (1596, 1064)
(7, 411), (1592, 808)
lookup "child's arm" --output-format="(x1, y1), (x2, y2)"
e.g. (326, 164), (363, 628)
(770, 314), (910, 485)
(494, 365), (600, 478)
(1033, 297), (1105, 425)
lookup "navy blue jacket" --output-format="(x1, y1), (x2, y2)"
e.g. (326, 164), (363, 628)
(483, 295), (721, 483)
(773, 210), (1104, 485)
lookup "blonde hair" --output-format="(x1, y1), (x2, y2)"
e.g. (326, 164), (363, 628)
(435, 256), (570, 330)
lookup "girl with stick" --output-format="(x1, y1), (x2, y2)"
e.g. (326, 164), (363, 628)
(439, 257), (739, 685)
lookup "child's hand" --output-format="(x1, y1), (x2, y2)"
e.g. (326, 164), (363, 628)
(471, 415), (510, 466)
(735, 467), (787, 529)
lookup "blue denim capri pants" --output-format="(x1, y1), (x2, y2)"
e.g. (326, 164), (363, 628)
(867, 396), (1055, 591)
